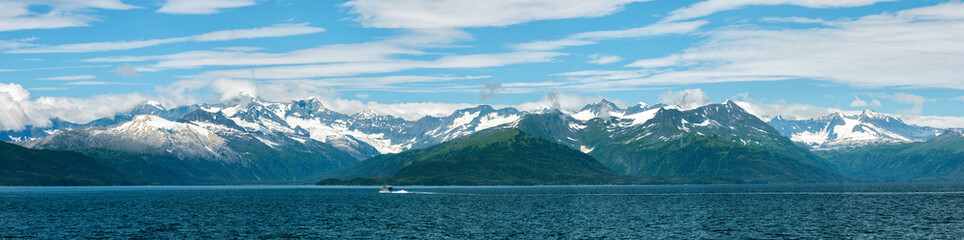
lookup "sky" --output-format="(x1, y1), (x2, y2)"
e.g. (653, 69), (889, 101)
(1, 0), (964, 130)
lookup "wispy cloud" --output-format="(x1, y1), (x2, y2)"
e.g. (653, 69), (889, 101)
(343, 0), (648, 29)
(892, 92), (928, 115)
(190, 51), (564, 80)
(587, 54), (622, 65)
(65, 81), (138, 86)
(849, 96), (881, 108)
(664, 0), (893, 22)
(0, 0), (139, 32)
(512, 21), (706, 51)
(38, 75), (96, 81)
(86, 42), (421, 71)
(82, 29), (470, 72)
(0, 64), (111, 72)
(8, 23), (324, 53)
(564, 2), (964, 90)
(29, 87), (69, 91)
(157, 0), (258, 15)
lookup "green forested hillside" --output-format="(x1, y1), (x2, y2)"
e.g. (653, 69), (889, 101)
(320, 128), (620, 185)
(0, 141), (142, 186)
(820, 130), (964, 181)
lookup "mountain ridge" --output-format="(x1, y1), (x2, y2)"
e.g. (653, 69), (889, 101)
(2, 97), (958, 185)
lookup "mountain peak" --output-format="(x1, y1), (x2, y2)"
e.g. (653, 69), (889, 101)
(722, 99), (744, 110)
(353, 109), (379, 119)
(291, 97), (326, 111)
(859, 109), (887, 120)
(144, 100), (165, 109)
(120, 115), (182, 131)
(580, 99), (620, 112)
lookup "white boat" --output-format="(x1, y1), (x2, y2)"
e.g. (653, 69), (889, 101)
(379, 185), (408, 194)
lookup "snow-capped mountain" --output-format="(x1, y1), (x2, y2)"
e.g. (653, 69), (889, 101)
(768, 110), (943, 150)
(24, 95), (527, 162)
(0, 101), (196, 142)
(508, 100), (837, 181)
(26, 114), (238, 162)
(14, 96), (945, 158)
(12, 97), (851, 183)
(517, 100), (800, 156)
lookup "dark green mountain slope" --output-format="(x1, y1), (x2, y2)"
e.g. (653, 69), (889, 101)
(513, 102), (842, 183)
(0, 141), (142, 186)
(820, 130), (964, 181)
(321, 128), (619, 185)
(591, 133), (840, 183)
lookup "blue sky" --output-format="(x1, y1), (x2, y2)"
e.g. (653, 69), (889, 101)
(1, 0), (964, 129)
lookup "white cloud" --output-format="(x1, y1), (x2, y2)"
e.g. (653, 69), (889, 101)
(664, 0), (893, 22)
(515, 91), (604, 112)
(733, 93), (964, 128)
(190, 51), (563, 80)
(0, 38), (38, 50)
(88, 42), (418, 71)
(660, 88), (712, 110)
(29, 87), (68, 91)
(82, 29), (468, 73)
(9, 23), (324, 53)
(0, 64), (111, 72)
(64, 81), (135, 86)
(588, 54), (622, 65)
(734, 100), (853, 121)
(38, 75), (96, 81)
(900, 115), (964, 129)
(0, 0), (139, 32)
(871, 99), (882, 107)
(155, 75), (490, 110)
(0, 82), (147, 130)
(210, 78), (257, 101)
(355, 93), (369, 99)
(624, 54), (684, 68)
(512, 21), (706, 51)
(322, 98), (477, 121)
(954, 96), (964, 102)
(344, 0), (648, 29)
(570, 2), (964, 90)
(157, 0), (257, 15)
(850, 97), (868, 107)
(892, 92), (927, 115)
(760, 17), (835, 25)
(214, 46), (263, 52)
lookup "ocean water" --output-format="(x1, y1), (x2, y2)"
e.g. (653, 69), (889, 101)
(2, 183), (964, 239)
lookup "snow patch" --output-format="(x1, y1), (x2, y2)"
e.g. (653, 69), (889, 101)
(476, 113), (520, 131)
(623, 108), (660, 125)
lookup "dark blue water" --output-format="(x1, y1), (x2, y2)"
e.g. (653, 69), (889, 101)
(2, 183), (964, 239)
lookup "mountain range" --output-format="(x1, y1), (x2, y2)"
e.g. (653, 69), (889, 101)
(769, 110), (943, 150)
(2, 95), (961, 185)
